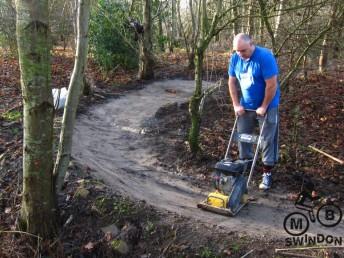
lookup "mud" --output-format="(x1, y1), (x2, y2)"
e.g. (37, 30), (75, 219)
(73, 80), (344, 240)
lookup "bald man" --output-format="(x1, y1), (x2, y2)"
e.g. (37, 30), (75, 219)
(228, 33), (280, 190)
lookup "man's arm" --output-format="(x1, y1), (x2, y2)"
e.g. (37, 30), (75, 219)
(228, 76), (245, 115)
(256, 75), (278, 116)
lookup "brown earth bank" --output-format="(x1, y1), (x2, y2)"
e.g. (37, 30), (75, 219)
(0, 48), (343, 257)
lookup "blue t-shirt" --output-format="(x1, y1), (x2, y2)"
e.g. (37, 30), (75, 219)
(228, 46), (280, 109)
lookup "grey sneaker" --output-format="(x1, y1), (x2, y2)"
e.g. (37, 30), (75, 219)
(259, 172), (272, 190)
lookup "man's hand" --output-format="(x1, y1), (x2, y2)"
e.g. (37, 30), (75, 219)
(256, 106), (267, 116)
(234, 105), (245, 116)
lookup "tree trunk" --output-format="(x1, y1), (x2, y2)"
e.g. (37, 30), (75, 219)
(318, 3), (338, 74)
(166, 0), (175, 53)
(302, 55), (308, 80)
(188, 0), (223, 153)
(188, 0), (197, 69)
(333, 29), (341, 59)
(177, 0), (193, 69)
(54, 0), (91, 190)
(172, 0), (177, 43)
(188, 0), (207, 153)
(259, 15), (264, 44)
(16, 0), (57, 237)
(188, 50), (195, 70)
(274, 0), (284, 41)
(188, 49), (203, 153)
(71, 0), (78, 52)
(247, 1), (254, 35)
(138, 0), (154, 80)
(318, 36), (328, 74)
(158, 12), (164, 52)
(258, 0), (276, 53)
(333, 4), (343, 59)
(232, 0), (239, 35)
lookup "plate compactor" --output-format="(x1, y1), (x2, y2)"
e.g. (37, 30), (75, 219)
(197, 110), (267, 216)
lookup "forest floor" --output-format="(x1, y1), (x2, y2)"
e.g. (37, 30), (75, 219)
(0, 47), (344, 257)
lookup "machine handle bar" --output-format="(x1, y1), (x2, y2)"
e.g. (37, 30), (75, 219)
(224, 109), (268, 188)
(236, 108), (266, 119)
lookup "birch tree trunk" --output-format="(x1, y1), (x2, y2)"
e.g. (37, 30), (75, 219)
(318, 36), (328, 74)
(302, 55), (308, 80)
(16, 0), (57, 237)
(259, 15), (264, 44)
(274, 0), (284, 41)
(319, 3), (338, 74)
(247, 1), (254, 36)
(138, 0), (154, 79)
(54, 0), (91, 190)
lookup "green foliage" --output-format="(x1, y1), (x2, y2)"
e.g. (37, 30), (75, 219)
(155, 34), (168, 51)
(95, 197), (114, 214)
(89, 0), (139, 72)
(143, 220), (156, 238)
(112, 197), (134, 217)
(10, 127), (20, 136)
(199, 247), (218, 258)
(1, 110), (21, 122)
(94, 196), (137, 222)
(231, 242), (241, 252)
(0, 32), (15, 51)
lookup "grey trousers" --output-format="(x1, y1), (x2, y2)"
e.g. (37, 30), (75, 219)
(237, 107), (279, 166)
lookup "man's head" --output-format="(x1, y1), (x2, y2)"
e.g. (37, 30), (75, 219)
(233, 33), (255, 60)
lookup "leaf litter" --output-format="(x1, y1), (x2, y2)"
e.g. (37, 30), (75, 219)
(0, 48), (343, 257)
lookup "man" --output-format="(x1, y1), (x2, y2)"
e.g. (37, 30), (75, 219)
(228, 33), (280, 190)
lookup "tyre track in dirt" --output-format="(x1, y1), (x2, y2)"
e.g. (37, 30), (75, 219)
(73, 80), (344, 240)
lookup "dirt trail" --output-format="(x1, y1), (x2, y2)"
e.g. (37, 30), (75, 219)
(73, 80), (344, 240)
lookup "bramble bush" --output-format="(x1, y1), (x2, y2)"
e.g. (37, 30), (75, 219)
(89, 0), (139, 72)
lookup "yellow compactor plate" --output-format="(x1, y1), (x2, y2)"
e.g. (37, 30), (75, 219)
(197, 192), (249, 216)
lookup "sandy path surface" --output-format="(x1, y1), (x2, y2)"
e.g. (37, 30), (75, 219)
(73, 80), (344, 240)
